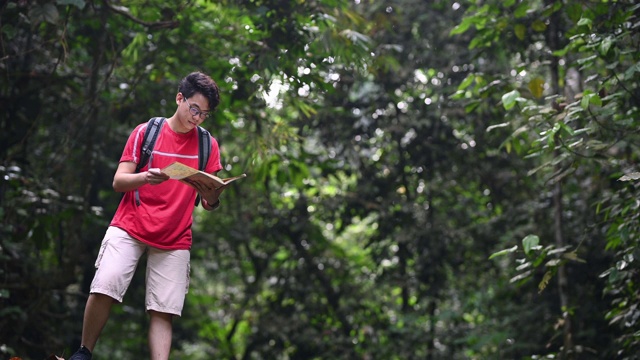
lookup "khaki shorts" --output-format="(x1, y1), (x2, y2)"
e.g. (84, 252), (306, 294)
(90, 226), (190, 316)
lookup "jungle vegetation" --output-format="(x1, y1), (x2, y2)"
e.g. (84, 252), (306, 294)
(1, 0), (639, 359)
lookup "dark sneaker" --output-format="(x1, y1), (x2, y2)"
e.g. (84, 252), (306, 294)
(68, 345), (92, 360)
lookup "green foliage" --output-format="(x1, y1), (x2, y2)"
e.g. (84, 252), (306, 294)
(490, 234), (585, 292)
(1, 0), (638, 359)
(454, 0), (640, 357)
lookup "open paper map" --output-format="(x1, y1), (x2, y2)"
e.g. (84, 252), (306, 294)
(161, 161), (247, 189)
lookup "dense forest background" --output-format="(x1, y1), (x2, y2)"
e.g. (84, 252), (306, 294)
(1, 0), (639, 359)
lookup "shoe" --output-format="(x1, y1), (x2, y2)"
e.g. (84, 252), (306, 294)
(68, 345), (92, 360)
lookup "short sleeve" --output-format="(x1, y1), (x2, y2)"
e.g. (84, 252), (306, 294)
(119, 123), (148, 167)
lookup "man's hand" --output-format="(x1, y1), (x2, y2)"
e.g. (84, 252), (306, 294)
(113, 163), (170, 192)
(191, 181), (227, 205)
(147, 168), (170, 185)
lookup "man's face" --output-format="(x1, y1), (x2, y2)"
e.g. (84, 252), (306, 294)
(177, 92), (210, 131)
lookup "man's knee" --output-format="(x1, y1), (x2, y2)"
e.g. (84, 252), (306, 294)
(148, 310), (174, 321)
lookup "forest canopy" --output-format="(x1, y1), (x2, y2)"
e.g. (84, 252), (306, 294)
(1, 0), (639, 359)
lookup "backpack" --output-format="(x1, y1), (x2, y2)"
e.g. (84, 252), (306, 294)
(134, 117), (212, 206)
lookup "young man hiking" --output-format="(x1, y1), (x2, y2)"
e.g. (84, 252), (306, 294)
(69, 72), (224, 360)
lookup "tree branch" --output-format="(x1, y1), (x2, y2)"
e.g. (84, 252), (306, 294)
(104, 1), (179, 30)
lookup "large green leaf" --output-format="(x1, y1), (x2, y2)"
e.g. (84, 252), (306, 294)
(501, 90), (521, 110)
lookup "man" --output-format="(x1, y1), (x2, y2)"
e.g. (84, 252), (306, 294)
(69, 72), (224, 360)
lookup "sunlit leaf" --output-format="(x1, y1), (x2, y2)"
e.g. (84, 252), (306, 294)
(502, 90), (520, 110)
(340, 29), (372, 46)
(563, 252), (586, 263)
(486, 122), (509, 132)
(558, 122), (575, 136)
(514, 3), (529, 18)
(510, 270), (532, 283)
(538, 271), (554, 293)
(450, 89), (466, 100)
(576, 55), (597, 65)
(274, 249), (289, 261)
(599, 267), (614, 278)
(465, 101), (481, 113)
(532, 20), (547, 32)
(545, 259), (561, 267)
(489, 245), (518, 259)
(577, 17), (592, 28)
(528, 77), (545, 98)
(458, 74), (475, 90)
(599, 36), (614, 56)
(552, 46), (570, 57)
(580, 90), (602, 109)
(522, 235), (539, 255)
(618, 172), (640, 182)
(589, 94), (602, 106)
(450, 17), (475, 35)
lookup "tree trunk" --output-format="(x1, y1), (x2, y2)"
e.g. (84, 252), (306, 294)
(546, 0), (574, 356)
(553, 182), (573, 358)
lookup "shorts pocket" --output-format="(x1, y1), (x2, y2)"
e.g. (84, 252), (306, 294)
(94, 238), (109, 268)
(94, 227), (117, 268)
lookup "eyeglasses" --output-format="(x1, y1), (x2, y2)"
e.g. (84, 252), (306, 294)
(184, 96), (211, 119)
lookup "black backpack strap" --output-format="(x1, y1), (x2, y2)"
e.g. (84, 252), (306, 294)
(194, 126), (212, 206)
(136, 117), (165, 173)
(135, 117), (165, 206)
(197, 126), (211, 171)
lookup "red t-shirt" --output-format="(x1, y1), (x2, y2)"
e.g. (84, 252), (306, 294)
(110, 121), (222, 250)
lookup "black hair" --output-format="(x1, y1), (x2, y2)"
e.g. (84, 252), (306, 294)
(178, 72), (221, 111)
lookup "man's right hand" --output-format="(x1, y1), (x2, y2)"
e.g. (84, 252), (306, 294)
(147, 168), (170, 185)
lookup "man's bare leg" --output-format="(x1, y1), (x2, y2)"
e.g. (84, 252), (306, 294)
(148, 310), (173, 360)
(81, 293), (115, 351)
